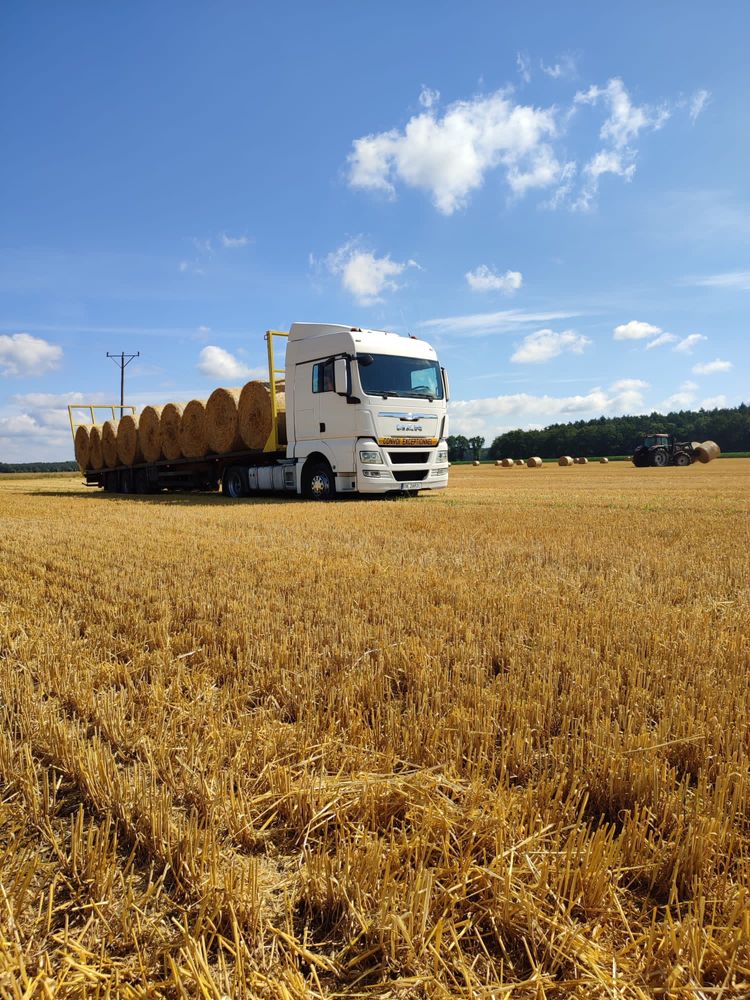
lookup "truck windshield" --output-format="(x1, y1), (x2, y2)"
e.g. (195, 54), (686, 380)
(357, 354), (444, 400)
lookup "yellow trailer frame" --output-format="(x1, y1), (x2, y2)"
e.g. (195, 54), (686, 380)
(264, 329), (287, 453)
(67, 404), (137, 441)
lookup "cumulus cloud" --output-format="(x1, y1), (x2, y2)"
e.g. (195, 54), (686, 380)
(689, 89), (710, 123)
(673, 333), (707, 353)
(613, 320), (662, 341)
(510, 328), (591, 363)
(347, 87), (561, 214)
(325, 240), (417, 305)
(700, 394), (727, 410)
(0, 333), (63, 376)
(197, 346), (264, 380)
(448, 378), (649, 438)
(465, 266), (523, 293)
(662, 380), (699, 410)
(692, 358), (733, 375)
(646, 332), (678, 349)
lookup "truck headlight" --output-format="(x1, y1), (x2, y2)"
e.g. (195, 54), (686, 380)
(436, 449), (448, 463)
(359, 450), (383, 464)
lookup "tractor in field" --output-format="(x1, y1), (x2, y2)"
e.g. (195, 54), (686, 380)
(632, 434), (697, 467)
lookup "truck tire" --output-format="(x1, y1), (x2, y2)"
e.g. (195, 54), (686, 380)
(674, 453), (691, 466)
(304, 460), (336, 501)
(223, 466), (248, 498)
(651, 449), (668, 467)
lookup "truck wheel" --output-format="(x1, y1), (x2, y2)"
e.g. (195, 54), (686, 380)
(305, 461), (336, 501)
(651, 450), (668, 467)
(674, 453), (691, 466)
(223, 466), (248, 498)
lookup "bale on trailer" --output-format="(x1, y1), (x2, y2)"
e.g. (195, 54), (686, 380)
(238, 381), (286, 451)
(558, 456), (574, 466)
(89, 426), (104, 471)
(117, 414), (143, 466)
(179, 399), (209, 459)
(695, 440), (721, 464)
(527, 457), (543, 468)
(74, 424), (91, 470)
(139, 405), (165, 463)
(160, 403), (185, 461)
(206, 387), (243, 454)
(599, 457), (609, 464)
(501, 458), (515, 467)
(101, 420), (119, 468)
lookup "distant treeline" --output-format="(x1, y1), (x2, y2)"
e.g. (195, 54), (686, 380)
(0, 462), (78, 473)
(484, 403), (750, 460)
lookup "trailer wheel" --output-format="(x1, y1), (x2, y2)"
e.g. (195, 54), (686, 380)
(674, 453), (691, 466)
(223, 466), (248, 498)
(304, 461), (336, 501)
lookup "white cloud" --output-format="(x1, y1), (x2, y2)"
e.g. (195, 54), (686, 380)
(541, 54), (577, 80)
(689, 89), (710, 123)
(511, 328), (591, 364)
(0, 332), (63, 376)
(613, 320), (662, 341)
(700, 394), (727, 410)
(692, 358), (733, 375)
(448, 378), (648, 439)
(325, 240), (417, 304)
(662, 380), (699, 410)
(685, 270), (750, 290)
(673, 333), (707, 353)
(220, 233), (250, 248)
(418, 308), (581, 338)
(419, 86), (439, 109)
(465, 266), (523, 293)
(347, 88), (560, 214)
(646, 332), (678, 349)
(516, 52), (531, 84)
(197, 346), (264, 381)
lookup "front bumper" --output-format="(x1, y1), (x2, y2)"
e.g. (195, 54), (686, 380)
(354, 441), (449, 493)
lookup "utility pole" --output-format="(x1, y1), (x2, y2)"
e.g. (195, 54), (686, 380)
(107, 351), (140, 410)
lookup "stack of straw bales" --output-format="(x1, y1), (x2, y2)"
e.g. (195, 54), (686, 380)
(558, 456), (574, 466)
(526, 457), (543, 468)
(74, 379), (288, 470)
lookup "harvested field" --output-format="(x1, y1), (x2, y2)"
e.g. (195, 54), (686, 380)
(1, 461), (749, 997)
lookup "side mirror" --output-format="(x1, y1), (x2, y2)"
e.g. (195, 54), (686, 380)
(357, 353), (374, 367)
(334, 357), (350, 396)
(441, 367), (450, 401)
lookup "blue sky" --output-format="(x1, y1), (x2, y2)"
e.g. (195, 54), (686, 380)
(1, 1), (748, 459)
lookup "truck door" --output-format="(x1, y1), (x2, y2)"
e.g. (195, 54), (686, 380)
(314, 358), (354, 455)
(293, 361), (317, 442)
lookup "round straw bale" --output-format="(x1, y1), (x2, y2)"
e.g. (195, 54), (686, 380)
(558, 455), (574, 466)
(695, 440), (720, 464)
(238, 381), (287, 450)
(495, 459), (502, 466)
(179, 399), (209, 459)
(117, 414), (143, 466)
(160, 403), (185, 461)
(206, 387), (243, 454)
(139, 405), (164, 463)
(101, 420), (119, 468)
(575, 457), (589, 465)
(599, 457), (609, 464)
(526, 456), (543, 468)
(472, 460), (480, 466)
(501, 457), (514, 467)
(515, 459), (525, 466)
(89, 425), (104, 470)
(74, 424), (91, 469)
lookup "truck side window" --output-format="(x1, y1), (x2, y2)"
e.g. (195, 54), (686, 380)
(313, 360), (335, 393)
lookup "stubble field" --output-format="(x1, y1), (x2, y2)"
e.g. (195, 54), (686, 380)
(1, 461), (749, 998)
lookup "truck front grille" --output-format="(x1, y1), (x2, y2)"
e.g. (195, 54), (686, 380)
(388, 451), (429, 464)
(392, 470), (428, 482)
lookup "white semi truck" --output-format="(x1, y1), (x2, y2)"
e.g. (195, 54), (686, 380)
(76, 322), (450, 499)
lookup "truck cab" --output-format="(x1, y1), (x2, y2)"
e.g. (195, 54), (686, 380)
(285, 323), (449, 496)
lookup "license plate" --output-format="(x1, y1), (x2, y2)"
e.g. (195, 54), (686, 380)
(400, 482), (421, 491)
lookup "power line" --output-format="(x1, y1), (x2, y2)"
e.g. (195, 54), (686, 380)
(107, 351), (140, 410)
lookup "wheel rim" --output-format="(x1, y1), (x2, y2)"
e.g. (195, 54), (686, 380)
(310, 472), (331, 498)
(653, 452), (667, 466)
(226, 472), (244, 498)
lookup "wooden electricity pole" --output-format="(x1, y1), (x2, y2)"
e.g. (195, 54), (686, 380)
(107, 351), (140, 409)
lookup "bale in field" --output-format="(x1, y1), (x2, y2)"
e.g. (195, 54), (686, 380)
(206, 387), (243, 454)
(527, 456), (543, 468)
(575, 457), (589, 465)
(139, 405), (164, 463)
(238, 381), (286, 450)
(101, 420), (119, 468)
(160, 403), (185, 461)
(495, 459), (502, 466)
(501, 458), (514, 467)
(88, 425), (104, 470)
(179, 399), (209, 459)
(74, 424), (91, 469)
(695, 440), (721, 464)
(599, 457), (609, 464)
(558, 456), (574, 466)
(472, 460), (480, 466)
(116, 414), (143, 466)
(515, 459), (525, 466)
